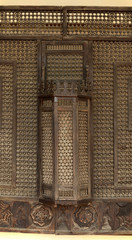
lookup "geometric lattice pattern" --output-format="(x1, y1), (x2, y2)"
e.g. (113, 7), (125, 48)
(78, 108), (89, 197)
(67, 10), (132, 36)
(47, 54), (83, 81)
(58, 111), (73, 186)
(42, 111), (53, 186)
(0, 40), (38, 197)
(92, 41), (132, 198)
(41, 95), (91, 201)
(0, 9), (132, 37)
(59, 190), (73, 197)
(0, 10), (63, 35)
(47, 45), (83, 51)
(115, 63), (132, 188)
(129, 78), (132, 130)
(0, 63), (15, 186)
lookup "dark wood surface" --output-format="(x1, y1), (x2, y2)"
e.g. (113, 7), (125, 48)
(0, 6), (132, 235)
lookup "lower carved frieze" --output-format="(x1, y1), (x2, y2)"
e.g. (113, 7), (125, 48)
(0, 200), (55, 233)
(0, 200), (132, 234)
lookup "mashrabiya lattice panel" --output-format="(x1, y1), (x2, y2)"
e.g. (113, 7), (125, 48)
(47, 44), (83, 51)
(46, 54), (83, 81)
(0, 63), (15, 186)
(58, 109), (74, 199)
(42, 111), (53, 186)
(129, 77), (132, 130)
(0, 40), (38, 198)
(0, 9), (63, 35)
(41, 99), (53, 198)
(92, 41), (132, 198)
(114, 63), (132, 188)
(0, 8), (132, 37)
(67, 10), (132, 37)
(78, 100), (89, 198)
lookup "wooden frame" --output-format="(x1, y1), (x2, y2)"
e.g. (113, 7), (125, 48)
(0, 6), (132, 235)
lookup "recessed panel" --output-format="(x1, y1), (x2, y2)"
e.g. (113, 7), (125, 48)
(92, 41), (132, 198)
(0, 62), (16, 187)
(114, 62), (132, 189)
(0, 40), (38, 198)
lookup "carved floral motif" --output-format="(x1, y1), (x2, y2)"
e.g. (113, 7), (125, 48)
(0, 201), (12, 226)
(108, 203), (132, 230)
(116, 203), (132, 230)
(118, 211), (132, 229)
(74, 204), (97, 228)
(31, 204), (53, 227)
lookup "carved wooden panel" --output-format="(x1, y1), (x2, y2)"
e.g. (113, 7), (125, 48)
(0, 6), (132, 235)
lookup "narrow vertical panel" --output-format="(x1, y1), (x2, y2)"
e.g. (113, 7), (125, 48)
(78, 99), (90, 199)
(0, 61), (17, 188)
(83, 42), (88, 84)
(37, 40), (42, 91)
(57, 98), (74, 200)
(58, 110), (74, 199)
(38, 98), (43, 197)
(63, 9), (67, 36)
(12, 63), (17, 187)
(128, 79), (132, 130)
(114, 62), (132, 189)
(114, 63), (118, 188)
(88, 41), (93, 197)
(88, 99), (91, 198)
(54, 97), (59, 201)
(73, 97), (79, 200)
(41, 99), (53, 199)
(41, 42), (46, 90)
(0, 77), (2, 129)
(88, 41), (93, 92)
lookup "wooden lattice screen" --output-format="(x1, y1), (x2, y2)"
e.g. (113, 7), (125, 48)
(0, 6), (132, 234)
